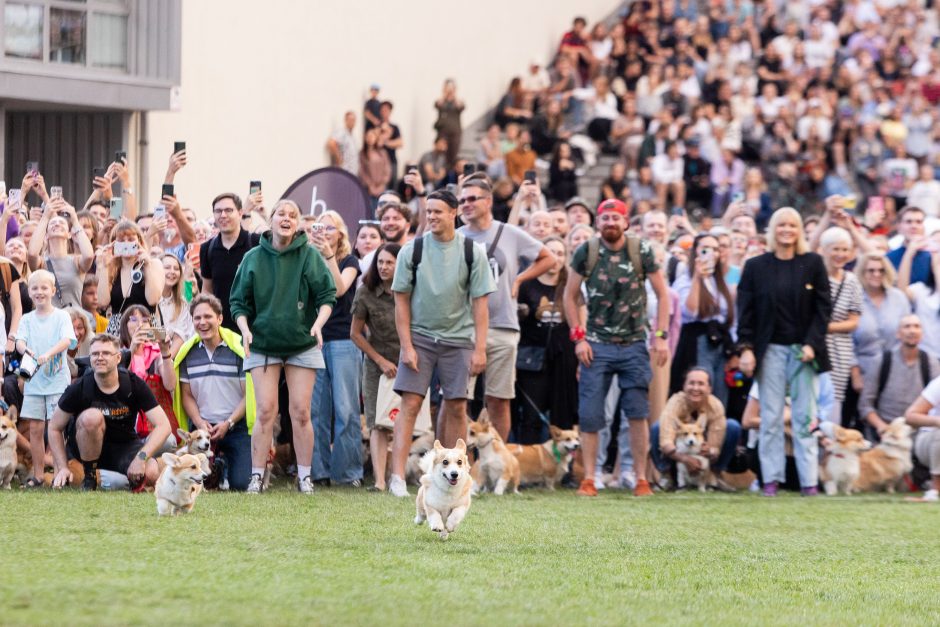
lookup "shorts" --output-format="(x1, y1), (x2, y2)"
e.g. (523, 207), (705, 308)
(66, 417), (144, 474)
(394, 332), (473, 401)
(578, 340), (652, 433)
(483, 328), (519, 399)
(21, 393), (61, 421)
(243, 345), (325, 371)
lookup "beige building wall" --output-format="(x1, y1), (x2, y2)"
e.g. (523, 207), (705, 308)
(145, 0), (618, 216)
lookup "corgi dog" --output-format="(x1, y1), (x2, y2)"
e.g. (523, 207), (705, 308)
(675, 422), (709, 492)
(467, 415), (520, 495)
(405, 431), (436, 485)
(818, 424), (871, 495)
(155, 452), (211, 516)
(506, 426), (581, 489)
(0, 411), (17, 489)
(176, 428), (213, 457)
(854, 417), (914, 493)
(414, 439), (472, 540)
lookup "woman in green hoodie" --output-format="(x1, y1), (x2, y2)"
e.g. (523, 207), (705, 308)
(229, 200), (336, 494)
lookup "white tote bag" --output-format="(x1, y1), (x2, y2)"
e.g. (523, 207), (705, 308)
(375, 374), (432, 434)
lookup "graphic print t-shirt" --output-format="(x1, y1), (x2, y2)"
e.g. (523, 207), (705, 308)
(58, 370), (159, 443)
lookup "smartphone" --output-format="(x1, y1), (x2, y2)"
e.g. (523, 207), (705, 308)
(110, 197), (124, 219)
(153, 204), (166, 219)
(151, 328), (167, 343)
(311, 223), (324, 233)
(162, 183), (174, 197)
(406, 164), (418, 174)
(698, 247), (716, 274)
(524, 169), (537, 184)
(93, 167), (105, 179)
(113, 241), (138, 257)
(732, 191), (745, 203)
(249, 180), (262, 195)
(463, 163), (475, 177)
(25, 161), (38, 176)
(0, 181), (5, 197)
(174, 141), (186, 154)
(843, 195), (858, 213)
(115, 150), (127, 164)
(50, 186), (63, 200)
(8, 189), (21, 206)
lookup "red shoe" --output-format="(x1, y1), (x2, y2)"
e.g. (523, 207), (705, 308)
(576, 479), (598, 497)
(633, 479), (654, 497)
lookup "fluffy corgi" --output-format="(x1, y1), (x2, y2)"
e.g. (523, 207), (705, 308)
(854, 417), (914, 493)
(467, 415), (520, 495)
(414, 439), (472, 540)
(675, 422), (709, 492)
(155, 452), (210, 516)
(506, 426), (581, 489)
(176, 428), (213, 457)
(818, 424), (871, 495)
(0, 411), (17, 489)
(405, 431), (436, 485)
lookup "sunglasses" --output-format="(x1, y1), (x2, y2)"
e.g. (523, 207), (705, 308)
(459, 195), (488, 205)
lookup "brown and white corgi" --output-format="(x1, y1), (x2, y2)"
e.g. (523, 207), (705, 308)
(155, 452), (211, 516)
(467, 414), (520, 495)
(854, 417), (914, 493)
(505, 426), (581, 489)
(818, 424), (871, 495)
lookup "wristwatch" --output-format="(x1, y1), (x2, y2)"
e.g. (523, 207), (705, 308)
(654, 329), (669, 340)
(122, 187), (134, 195)
(136, 450), (148, 462)
(226, 419), (235, 430)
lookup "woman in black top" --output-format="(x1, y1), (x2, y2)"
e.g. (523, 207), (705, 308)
(737, 207), (831, 497)
(548, 141), (579, 203)
(514, 236), (578, 444)
(309, 210), (363, 486)
(96, 221), (164, 333)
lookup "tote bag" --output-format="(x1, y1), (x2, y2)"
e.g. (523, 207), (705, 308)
(375, 374), (432, 434)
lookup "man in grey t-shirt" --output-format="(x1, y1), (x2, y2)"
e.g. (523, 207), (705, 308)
(458, 177), (554, 440)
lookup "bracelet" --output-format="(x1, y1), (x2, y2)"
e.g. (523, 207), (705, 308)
(324, 254), (335, 260)
(226, 419), (235, 430)
(416, 190), (428, 198)
(161, 353), (171, 359)
(122, 188), (134, 195)
(569, 326), (586, 342)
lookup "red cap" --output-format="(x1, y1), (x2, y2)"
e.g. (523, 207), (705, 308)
(596, 199), (628, 216)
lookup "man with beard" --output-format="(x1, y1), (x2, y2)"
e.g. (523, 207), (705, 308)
(564, 199), (670, 497)
(377, 199), (412, 246)
(199, 193), (261, 329)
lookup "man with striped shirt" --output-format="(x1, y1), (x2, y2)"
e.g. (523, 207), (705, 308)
(172, 294), (256, 491)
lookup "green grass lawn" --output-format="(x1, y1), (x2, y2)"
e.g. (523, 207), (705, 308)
(3, 486), (939, 626)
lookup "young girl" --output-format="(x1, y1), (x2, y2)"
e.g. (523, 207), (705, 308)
(14, 270), (77, 487)
(158, 254), (195, 358)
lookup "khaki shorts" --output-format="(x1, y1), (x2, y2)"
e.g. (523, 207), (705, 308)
(483, 328), (520, 399)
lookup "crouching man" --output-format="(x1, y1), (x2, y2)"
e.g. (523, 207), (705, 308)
(48, 333), (171, 490)
(650, 367), (742, 491)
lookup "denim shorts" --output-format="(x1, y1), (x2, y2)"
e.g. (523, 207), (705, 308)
(243, 345), (325, 371)
(578, 340), (652, 432)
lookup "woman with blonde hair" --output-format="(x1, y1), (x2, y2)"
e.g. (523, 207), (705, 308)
(96, 220), (164, 333)
(158, 254), (195, 358)
(27, 198), (95, 309)
(853, 252), (910, 376)
(230, 199), (336, 494)
(309, 209), (364, 486)
(737, 207), (832, 496)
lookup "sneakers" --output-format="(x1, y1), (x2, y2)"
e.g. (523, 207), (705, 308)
(298, 475), (315, 494)
(922, 489), (938, 502)
(633, 479), (654, 497)
(81, 471), (97, 492)
(389, 475), (410, 498)
(576, 479), (598, 496)
(619, 470), (637, 490)
(593, 472), (607, 490)
(246, 473), (263, 494)
(762, 481), (778, 497)
(800, 486), (818, 497)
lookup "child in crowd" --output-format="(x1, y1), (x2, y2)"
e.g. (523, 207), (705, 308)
(14, 270), (77, 486)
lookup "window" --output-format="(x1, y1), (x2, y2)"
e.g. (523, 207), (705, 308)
(4, 1), (128, 70)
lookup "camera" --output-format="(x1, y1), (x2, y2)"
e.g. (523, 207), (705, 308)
(17, 351), (38, 380)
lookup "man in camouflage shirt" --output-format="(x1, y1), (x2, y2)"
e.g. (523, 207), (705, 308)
(564, 199), (670, 497)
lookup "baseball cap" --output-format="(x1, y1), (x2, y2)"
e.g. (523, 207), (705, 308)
(596, 199), (628, 216)
(564, 196), (593, 214)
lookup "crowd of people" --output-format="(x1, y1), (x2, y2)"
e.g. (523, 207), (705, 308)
(4, 0), (940, 503)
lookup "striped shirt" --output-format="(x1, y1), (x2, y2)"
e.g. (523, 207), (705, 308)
(179, 342), (244, 424)
(825, 272), (863, 402)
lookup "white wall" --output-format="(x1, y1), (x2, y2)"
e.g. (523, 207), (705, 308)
(145, 0), (618, 216)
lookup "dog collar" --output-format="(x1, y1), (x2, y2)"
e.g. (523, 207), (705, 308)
(551, 442), (563, 464)
(832, 453), (845, 459)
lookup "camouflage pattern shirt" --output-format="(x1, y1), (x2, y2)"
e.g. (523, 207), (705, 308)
(570, 237), (659, 345)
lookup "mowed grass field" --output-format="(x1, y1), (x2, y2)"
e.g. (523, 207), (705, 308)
(2, 486), (939, 626)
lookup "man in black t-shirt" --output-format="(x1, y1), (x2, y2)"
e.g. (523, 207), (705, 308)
(49, 334), (171, 490)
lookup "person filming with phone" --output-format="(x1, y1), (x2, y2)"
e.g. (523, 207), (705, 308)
(95, 220), (164, 334)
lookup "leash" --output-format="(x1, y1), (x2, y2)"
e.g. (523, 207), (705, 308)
(515, 384), (552, 428)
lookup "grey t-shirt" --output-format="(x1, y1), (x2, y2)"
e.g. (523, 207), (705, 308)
(458, 221), (543, 331)
(46, 256), (83, 310)
(858, 346), (940, 424)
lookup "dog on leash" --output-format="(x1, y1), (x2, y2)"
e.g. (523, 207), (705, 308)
(414, 439), (472, 540)
(467, 414), (520, 495)
(505, 426), (581, 489)
(155, 452), (211, 516)
(0, 410), (17, 489)
(854, 417), (914, 493)
(675, 422), (710, 492)
(817, 424), (871, 495)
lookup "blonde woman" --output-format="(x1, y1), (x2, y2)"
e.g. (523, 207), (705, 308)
(309, 209), (364, 486)
(158, 254), (195, 358)
(737, 207), (832, 497)
(852, 252), (910, 377)
(27, 198), (95, 309)
(95, 220), (164, 333)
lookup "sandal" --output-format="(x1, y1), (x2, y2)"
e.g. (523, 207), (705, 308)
(22, 476), (43, 489)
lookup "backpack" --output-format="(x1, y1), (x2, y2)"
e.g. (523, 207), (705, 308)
(411, 233), (476, 295)
(582, 235), (645, 282)
(875, 349), (931, 409)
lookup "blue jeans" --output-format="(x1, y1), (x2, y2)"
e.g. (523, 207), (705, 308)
(650, 419), (742, 474)
(696, 334), (728, 406)
(217, 420), (251, 491)
(311, 339), (363, 483)
(578, 341), (652, 433)
(757, 344), (819, 488)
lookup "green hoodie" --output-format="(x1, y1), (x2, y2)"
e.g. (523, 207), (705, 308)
(229, 231), (337, 357)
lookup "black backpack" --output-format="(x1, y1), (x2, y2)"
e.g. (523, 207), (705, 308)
(875, 349), (932, 408)
(411, 230), (492, 294)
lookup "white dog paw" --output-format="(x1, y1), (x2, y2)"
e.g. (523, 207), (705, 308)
(439, 530), (449, 540)
(414, 515), (425, 525)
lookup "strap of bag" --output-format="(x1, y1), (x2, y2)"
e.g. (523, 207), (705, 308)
(486, 222), (505, 258)
(584, 236), (600, 278)
(875, 349), (892, 408)
(626, 235), (644, 282)
(411, 235), (424, 289)
(919, 349), (931, 389)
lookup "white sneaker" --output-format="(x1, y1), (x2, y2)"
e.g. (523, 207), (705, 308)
(246, 473), (263, 494)
(298, 475), (315, 494)
(619, 470), (637, 490)
(389, 475), (410, 498)
(923, 489), (939, 502)
(594, 473), (607, 490)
